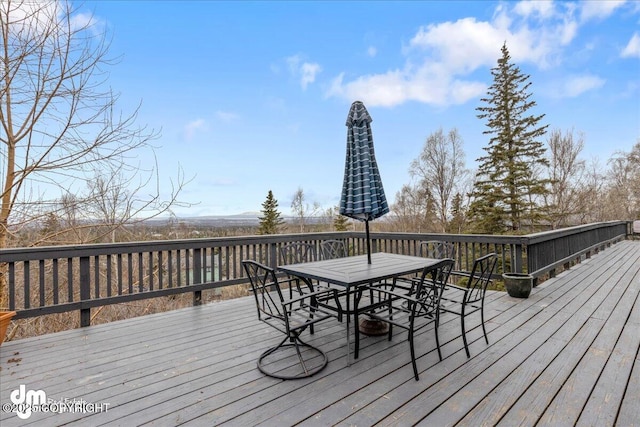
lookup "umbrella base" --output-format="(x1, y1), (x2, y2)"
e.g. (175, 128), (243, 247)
(359, 318), (389, 336)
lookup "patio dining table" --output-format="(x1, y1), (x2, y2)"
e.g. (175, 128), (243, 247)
(278, 252), (440, 364)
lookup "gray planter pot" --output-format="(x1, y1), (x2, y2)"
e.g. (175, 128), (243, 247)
(502, 273), (533, 298)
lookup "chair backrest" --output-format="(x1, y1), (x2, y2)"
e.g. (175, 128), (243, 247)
(464, 253), (498, 304)
(242, 260), (285, 325)
(320, 240), (347, 260)
(279, 242), (317, 265)
(412, 258), (455, 310)
(418, 240), (456, 260)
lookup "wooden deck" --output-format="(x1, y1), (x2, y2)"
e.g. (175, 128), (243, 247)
(1, 240), (639, 426)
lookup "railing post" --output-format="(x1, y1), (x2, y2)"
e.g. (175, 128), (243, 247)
(193, 248), (202, 306)
(268, 242), (278, 269)
(80, 256), (91, 327)
(514, 243), (523, 273)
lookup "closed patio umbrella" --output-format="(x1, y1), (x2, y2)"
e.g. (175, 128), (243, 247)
(339, 100), (389, 264)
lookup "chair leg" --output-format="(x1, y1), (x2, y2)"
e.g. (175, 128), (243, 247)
(293, 337), (310, 375)
(308, 294), (317, 335)
(335, 292), (344, 323)
(435, 310), (442, 361)
(354, 290), (361, 359)
(481, 304), (489, 344)
(461, 310), (470, 358)
(409, 329), (419, 381)
(387, 298), (394, 341)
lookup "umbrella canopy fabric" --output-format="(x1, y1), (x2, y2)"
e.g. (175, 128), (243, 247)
(339, 101), (389, 263)
(339, 100), (389, 221)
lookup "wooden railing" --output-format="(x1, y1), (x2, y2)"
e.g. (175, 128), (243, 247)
(524, 221), (631, 277)
(0, 221), (630, 326)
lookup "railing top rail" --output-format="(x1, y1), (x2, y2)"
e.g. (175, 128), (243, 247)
(524, 221), (630, 245)
(0, 231), (359, 261)
(368, 231), (528, 245)
(0, 221), (631, 262)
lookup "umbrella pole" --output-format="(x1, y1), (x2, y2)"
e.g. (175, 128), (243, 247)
(360, 217), (389, 336)
(366, 220), (371, 264)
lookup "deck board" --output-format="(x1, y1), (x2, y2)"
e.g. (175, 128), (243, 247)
(1, 240), (639, 426)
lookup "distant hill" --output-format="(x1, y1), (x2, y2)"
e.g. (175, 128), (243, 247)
(142, 213), (328, 228)
(143, 213), (261, 228)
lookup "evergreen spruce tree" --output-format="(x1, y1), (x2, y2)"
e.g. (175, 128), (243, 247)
(448, 193), (466, 234)
(470, 43), (549, 233)
(258, 190), (285, 235)
(333, 213), (350, 231)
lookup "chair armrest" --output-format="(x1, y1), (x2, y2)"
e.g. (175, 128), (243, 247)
(442, 282), (468, 293)
(277, 274), (315, 293)
(282, 287), (339, 307)
(393, 276), (421, 287)
(279, 276), (306, 286)
(449, 270), (472, 279)
(369, 277), (418, 294)
(362, 284), (419, 304)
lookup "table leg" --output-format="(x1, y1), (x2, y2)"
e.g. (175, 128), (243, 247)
(346, 286), (351, 365)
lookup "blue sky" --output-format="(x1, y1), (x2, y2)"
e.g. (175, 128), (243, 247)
(84, 1), (639, 217)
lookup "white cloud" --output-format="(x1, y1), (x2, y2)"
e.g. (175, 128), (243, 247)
(621, 33), (640, 58)
(367, 46), (377, 57)
(300, 62), (321, 90)
(70, 12), (94, 29)
(580, 0), (627, 22)
(513, 1), (556, 19)
(286, 55), (322, 90)
(491, 3), (578, 58)
(6, 2), (104, 38)
(327, 15), (503, 107)
(325, 1), (609, 107)
(71, 11), (107, 37)
(553, 74), (606, 98)
(5, 1), (57, 35)
(408, 18), (505, 73)
(326, 68), (486, 108)
(184, 119), (208, 140)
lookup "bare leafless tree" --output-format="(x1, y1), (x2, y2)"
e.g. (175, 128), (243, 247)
(290, 187), (319, 233)
(575, 157), (607, 223)
(0, 1), (188, 307)
(389, 183), (437, 233)
(629, 141), (640, 219)
(545, 129), (586, 228)
(606, 141), (640, 220)
(409, 128), (469, 232)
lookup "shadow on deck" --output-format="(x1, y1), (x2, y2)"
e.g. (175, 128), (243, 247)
(1, 240), (639, 426)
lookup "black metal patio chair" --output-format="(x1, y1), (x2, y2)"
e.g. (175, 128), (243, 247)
(418, 240), (456, 260)
(278, 242), (343, 321)
(279, 242), (318, 298)
(354, 258), (454, 381)
(319, 239), (350, 313)
(320, 239), (348, 260)
(279, 242), (318, 264)
(391, 240), (457, 302)
(439, 252), (497, 358)
(242, 260), (340, 379)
